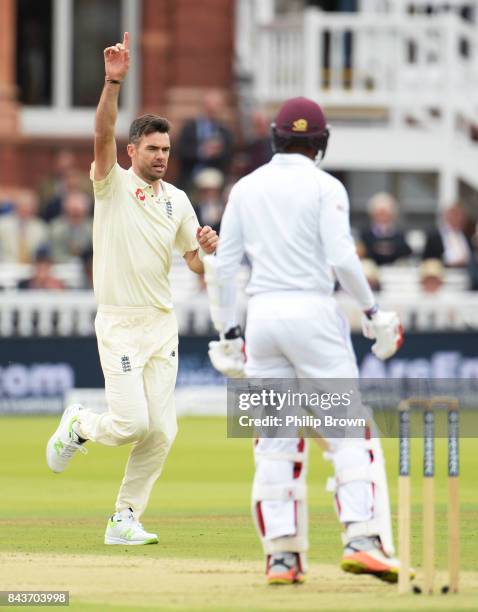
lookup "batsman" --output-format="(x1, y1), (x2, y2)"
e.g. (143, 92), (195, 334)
(204, 97), (408, 585)
(46, 33), (217, 544)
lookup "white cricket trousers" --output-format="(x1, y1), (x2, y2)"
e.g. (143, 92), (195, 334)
(246, 292), (391, 560)
(77, 305), (179, 519)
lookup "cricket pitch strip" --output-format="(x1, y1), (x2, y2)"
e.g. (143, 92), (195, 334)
(2, 552), (477, 611)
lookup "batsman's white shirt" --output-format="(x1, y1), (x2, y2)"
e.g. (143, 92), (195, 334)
(215, 153), (382, 552)
(217, 153), (357, 297)
(214, 153), (392, 557)
(91, 162), (199, 309)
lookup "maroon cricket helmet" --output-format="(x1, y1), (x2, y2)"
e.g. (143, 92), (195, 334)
(271, 96), (329, 159)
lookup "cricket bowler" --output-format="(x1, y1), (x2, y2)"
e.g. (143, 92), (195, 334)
(46, 32), (218, 545)
(204, 97), (407, 584)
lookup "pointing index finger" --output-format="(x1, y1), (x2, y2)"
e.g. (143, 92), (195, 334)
(123, 32), (129, 50)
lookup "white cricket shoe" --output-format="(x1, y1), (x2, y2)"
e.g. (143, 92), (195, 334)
(104, 508), (159, 545)
(46, 404), (87, 473)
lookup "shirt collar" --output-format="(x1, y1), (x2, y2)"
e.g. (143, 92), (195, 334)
(270, 153), (315, 166)
(127, 167), (157, 193)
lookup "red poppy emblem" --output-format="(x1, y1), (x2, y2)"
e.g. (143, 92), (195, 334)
(135, 188), (146, 202)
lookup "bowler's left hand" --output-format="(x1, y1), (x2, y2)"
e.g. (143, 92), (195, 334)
(197, 226), (218, 255)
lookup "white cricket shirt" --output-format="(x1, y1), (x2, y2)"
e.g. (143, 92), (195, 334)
(216, 153), (359, 297)
(91, 163), (199, 310)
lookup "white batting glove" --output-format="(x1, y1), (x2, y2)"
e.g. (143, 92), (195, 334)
(208, 337), (246, 378)
(362, 309), (403, 360)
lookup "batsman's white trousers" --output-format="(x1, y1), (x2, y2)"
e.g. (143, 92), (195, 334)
(246, 292), (392, 559)
(77, 305), (178, 519)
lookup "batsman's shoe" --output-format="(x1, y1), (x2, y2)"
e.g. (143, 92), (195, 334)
(341, 536), (414, 584)
(46, 404), (87, 473)
(104, 508), (158, 545)
(267, 552), (305, 585)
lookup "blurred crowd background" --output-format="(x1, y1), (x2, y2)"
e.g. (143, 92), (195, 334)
(1, 0), (478, 298)
(1, 89), (478, 297)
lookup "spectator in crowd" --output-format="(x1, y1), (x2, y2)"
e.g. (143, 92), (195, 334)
(422, 202), (472, 267)
(420, 258), (444, 294)
(0, 187), (16, 216)
(49, 191), (93, 263)
(241, 109), (273, 176)
(192, 168), (225, 235)
(38, 149), (76, 202)
(0, 190), (49, 263)
(360, 192), (412, 265)
(176, 90), (234, 193)
(17, 245), (65, 290)
(41, 167), (92, 223)
(39, 149), (91, 222)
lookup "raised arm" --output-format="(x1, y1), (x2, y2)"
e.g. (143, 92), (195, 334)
(94, 32), (130, 180)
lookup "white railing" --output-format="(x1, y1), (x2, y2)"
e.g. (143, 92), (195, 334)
(0, 290), (215, 337)
(0, 266), (476, 336)
(0, 290), (97, 337)
(254, 10), (478, 127)
(338, 291), (478, 331)
(0, 261), (84, 289)
(359, 1), (478, 16)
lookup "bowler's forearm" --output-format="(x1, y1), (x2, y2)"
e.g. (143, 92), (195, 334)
(95, 81), (121, 140)
(186, 250), (205, 275)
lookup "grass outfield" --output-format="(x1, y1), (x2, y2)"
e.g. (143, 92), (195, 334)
(0, 416), (477, 611)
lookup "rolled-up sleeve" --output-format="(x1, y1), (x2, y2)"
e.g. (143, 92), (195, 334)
(90, 162), (121, 201)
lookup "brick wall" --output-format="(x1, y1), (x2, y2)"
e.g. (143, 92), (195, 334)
(0, 0), (237, 190)
(0, 138), (130, 191)
(141, 0), (236, 126)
